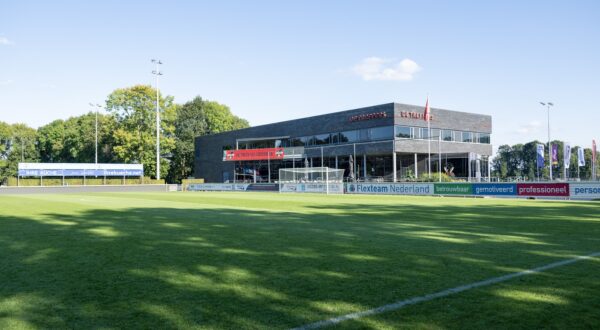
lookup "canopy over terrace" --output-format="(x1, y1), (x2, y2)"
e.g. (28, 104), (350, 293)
(17, 163), (144, 186)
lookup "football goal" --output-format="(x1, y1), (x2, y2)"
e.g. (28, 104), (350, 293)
(278, 167), (345, 194)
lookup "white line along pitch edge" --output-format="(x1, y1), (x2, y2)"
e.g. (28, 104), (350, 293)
(291, 251), (600, 330)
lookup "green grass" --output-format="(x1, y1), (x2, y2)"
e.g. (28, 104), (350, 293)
(0, 192), (598, 329)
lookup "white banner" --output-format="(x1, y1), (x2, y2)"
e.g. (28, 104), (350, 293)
(187, 183), (250, 191)
(346, 183), (434, 195)
(578, 147), (585, 167)
(280, 183), (344, 194)
(564, 143), (571, 168)
(570, 183), (600, 200)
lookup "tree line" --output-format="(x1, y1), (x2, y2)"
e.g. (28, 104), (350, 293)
(0, 85), (249, 184)
(491, 140), (597, 181)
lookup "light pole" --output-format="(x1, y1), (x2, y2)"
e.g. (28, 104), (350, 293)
(540, 102), (554, 180)
(151, 59), (163, 180)
(89, 103), (102, 164)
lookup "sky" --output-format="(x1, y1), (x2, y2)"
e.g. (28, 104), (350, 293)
(1, 1), (599, 153)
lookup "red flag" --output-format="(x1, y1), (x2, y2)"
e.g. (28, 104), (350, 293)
(424, 97), (430, 121)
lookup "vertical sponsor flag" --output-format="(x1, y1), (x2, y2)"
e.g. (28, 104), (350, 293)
(577, 147), (585, 167)
(424, 97), (431, 121)
(536, 144), (545, 168)
(551, 144), (559, 165)
(593, 140), (597, 164)
(564, 143), (571, 169)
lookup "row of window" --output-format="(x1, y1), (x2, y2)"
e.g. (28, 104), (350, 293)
(236, 125), (490, 150)
(395, 126), (491, 144)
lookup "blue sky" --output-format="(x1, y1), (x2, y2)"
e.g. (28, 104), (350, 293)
(1, 1), (599, 151)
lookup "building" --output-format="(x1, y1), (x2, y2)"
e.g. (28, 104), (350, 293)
(194, 103), (492, 183)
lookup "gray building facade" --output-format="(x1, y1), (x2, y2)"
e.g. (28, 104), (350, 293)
(194, 103), (492, 183)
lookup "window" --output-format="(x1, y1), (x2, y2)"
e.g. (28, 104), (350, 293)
(331, 132), (340, 144)
(430, 128), (440, 140)
(461, 131), (473, 143)
(412, 127), (421, 139)
(395, 125), (411, 138)
(339, 130), (358, 143)
(453, 131), (462, 142)
(359, 129), (370, 141)
(289, 137), (304, 147)
(370, 126), (394, 140)
(479, 133), (490, 144)
(314, 134), (329, 145)
(442, 130), (453, 141)
(420, 128), (429, 139)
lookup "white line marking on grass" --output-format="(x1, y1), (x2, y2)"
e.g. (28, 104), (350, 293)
(292, 251), (600, 330)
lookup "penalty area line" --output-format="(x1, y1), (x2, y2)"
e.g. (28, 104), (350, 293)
(291, 251), (600, 330)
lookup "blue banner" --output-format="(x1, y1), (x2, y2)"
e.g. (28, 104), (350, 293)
(536, 144), (545, 169)
(472, 183), (517, 196)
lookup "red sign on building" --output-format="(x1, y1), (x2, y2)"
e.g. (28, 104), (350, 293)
(517, 183), (569, 197)
(223, 148), (285, 161)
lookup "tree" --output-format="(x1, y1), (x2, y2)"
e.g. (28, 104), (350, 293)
(0, 123), (38, 183)
(106, 85), (176, 179)
(168, 97), (249, 183)
(37, 113), (117, 163)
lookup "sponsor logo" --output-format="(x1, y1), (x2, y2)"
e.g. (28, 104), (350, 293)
(516, 183), (569, 196)
(570, 183), (600, 199)
(472, 184), (517, 196)
(349, 111), (388, 122)
(399, 111), (434, 121)
(434, 183), (472, 195)
(347, 183), (432, 195)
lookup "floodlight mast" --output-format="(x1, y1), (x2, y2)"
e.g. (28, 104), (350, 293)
(540, 102), (554, 180)
(151, 59), (163, 180)
(89, 103), (103, 164)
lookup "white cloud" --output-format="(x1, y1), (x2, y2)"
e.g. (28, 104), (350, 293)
(515, 120), (542, 134)
(352, 57), (421, 81)
(0, 37), (13, 45)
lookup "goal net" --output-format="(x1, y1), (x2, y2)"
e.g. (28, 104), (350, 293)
(278, 167), (345, 194)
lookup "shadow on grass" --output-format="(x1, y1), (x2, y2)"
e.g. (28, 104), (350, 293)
(0, 199), (599, 328)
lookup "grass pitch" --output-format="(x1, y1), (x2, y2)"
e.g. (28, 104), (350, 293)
(0, 192), (599, 329)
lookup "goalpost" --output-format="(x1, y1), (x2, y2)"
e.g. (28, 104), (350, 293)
(278, 167), (345, 194)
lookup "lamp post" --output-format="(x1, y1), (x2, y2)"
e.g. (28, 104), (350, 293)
(151, 59), (163, 180)
(540, 102), (554, 180)
(89, 103), (102, 164)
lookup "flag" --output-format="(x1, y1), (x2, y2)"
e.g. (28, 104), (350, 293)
(563, 143), (571, 169)
(577, 147), (585, 167)
(552, 144), (558, 165)
(536, 144), (545, 168)
(593, 140), (597, 163)
(424, 97), (430, 121)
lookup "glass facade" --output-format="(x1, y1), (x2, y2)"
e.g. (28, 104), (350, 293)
(239, 125), (490, 151)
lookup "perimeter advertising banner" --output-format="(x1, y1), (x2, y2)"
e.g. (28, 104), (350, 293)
(281, 183), (344, 194)
(187, 183), (250, 191)
(569, 183), (600, 200)
(472, 183), (517, 196)
(516, 183), (569, 197)
(223, 148), (284, 161)
(434, 183), (473, 195)
(346, 183), (433, 195)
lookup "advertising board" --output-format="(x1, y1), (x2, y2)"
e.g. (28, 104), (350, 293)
(516, 183), (569, 197)
(569, 183), (600, 200)
(280, 183), (344, 194)
(346, 183), (433, 195)
(472, 183), (517, 196)
(434, 183), (473, 195)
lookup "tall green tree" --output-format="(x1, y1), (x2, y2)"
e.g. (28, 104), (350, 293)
(0, 123), (38, 183)
(106, 85), (176, 179)
(168, 97), (249, 183)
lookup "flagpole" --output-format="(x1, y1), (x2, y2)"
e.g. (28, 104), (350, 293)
(427, 96), (431, 180)
(438, 134), (441, 182)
